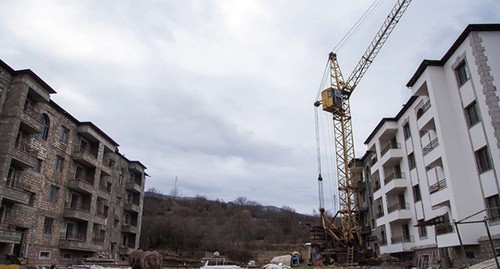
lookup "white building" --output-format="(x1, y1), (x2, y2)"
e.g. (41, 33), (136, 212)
(361, 24), (500, 267)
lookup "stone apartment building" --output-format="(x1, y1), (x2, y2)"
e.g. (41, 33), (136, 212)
(0, 59), (146, 265)
(353, 24), (500, 267)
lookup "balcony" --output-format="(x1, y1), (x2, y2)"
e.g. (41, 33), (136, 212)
(429, 178), (447, 194)
(100, 164), (113, 176)
(63, 206), (91, 221)
(357, 181), (367, 191)
(129, 162), (144, 174)
(386, 203), (412, 223)
(124, 202), (140, 213)
(380, 145), (402, 167)
(391, 235), (413, 244)
(12, 140), (38, 167)
(416, 100), (431, 120)
(126, 181), (142, 193)
(435, 223), (454, 235)
(381, 143), (400, 157)
(0, 229), (22, 244)
(72, 147), (98, 167)
(59, 237), (104, 252)
(119, 245), (136, 255)
(375, 211), (384, 219)
(20, 108), (43, 133)
(388, 203), (409, 214)
(384, 172), (405, 185)
(121, 224), (139, 233)
(422, 138), (439, 156)
(1, 180), (31, 205)
(67, 179), (94, 194)
(384, 173), (407, 194)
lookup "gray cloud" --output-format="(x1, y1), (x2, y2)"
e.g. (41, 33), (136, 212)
(1, 0), (499, 213)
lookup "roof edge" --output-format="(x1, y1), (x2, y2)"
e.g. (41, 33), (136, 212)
(406, 23), (500, 87)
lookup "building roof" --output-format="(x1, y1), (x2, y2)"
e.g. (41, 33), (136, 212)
(0, 58), (57, 94)
(406, 23), (500, 87)
(364, 96), (417, 145)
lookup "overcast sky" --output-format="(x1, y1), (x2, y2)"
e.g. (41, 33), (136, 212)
(1, 0), (499, 214)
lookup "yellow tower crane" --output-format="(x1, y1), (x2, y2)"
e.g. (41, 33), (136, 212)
(314, 0), (412, 251)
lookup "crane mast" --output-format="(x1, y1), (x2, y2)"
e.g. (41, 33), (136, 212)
(315, 0), (412, 249)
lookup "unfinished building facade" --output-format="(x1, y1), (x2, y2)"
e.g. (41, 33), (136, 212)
(0, 59), (146, 265)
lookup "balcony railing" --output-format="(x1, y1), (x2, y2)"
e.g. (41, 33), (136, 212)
(73, 146), (98, 158)
(23, 107), (42, 122)
(99, 183), (112, 193)
(435, 222), (454, 235)
(65, 233), (86, 241)
(381, 143), (400, 156)
(387, 202), (409, 213)
(5, 178), (30, 191)
(417, 100), (431, 119)
(384, 172), (405, 185)
(67, 204), (91, 213)
(422, 138), (439, 156)
(391, 235), (413, 244)
(92, 235), (105, 243)
(15, 140), (38, 157)
(75, 175), (95, 185)
(429, 178), (447, 194)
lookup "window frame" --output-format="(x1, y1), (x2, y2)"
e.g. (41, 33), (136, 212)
(43, 217), (54, 234)
(49, 185), (59, 202)
(413, 184), (421, 202)
(475, 146), (492, 174)
(38, 113), (50, 141)
(403, 123), (411, 140)
(455, 60), (471, 87)
(465, 101), (481, 127)
(408, 153), (416, 170)
(55, 155), (64, 173)
(486, 194), (500, 221)
(60, 126), (70, 143)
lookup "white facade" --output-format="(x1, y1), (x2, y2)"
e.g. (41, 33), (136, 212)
(362, 24), (500, 263)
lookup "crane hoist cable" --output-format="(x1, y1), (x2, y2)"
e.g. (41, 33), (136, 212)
(333, 0), (383, 52)
(314, 0), (383, 217)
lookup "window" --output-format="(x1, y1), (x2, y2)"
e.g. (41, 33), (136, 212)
(55, 155), (64, 172)
(486, 195), (500, 221)
(475, 147), (492, 173)
(28, 192), (36, 206)
(33, 159), (43, 173)
(418, 222), (427, 238)
(49, 185), (59, 202)
(465, 251), (475, 259)
(408, 153), (416, 170)
(413, 185), (421, 202)
(456, 61), (470, 87)
(43, 217), (53, 234)
(38, 114), (50, 141)
(465, 101), (481, 127)
(403, 123), (411, 140)
(39, 251), (51, 259)
(60, 126), (69, 143)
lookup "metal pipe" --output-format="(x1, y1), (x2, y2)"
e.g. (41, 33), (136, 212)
(484, 217), (500, 269)
(454, 220), (469, 268)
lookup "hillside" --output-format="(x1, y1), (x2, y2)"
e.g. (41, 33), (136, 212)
(139, 190), (317, 265)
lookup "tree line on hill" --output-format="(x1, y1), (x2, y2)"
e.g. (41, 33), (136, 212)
(139, 189), (317, 263)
